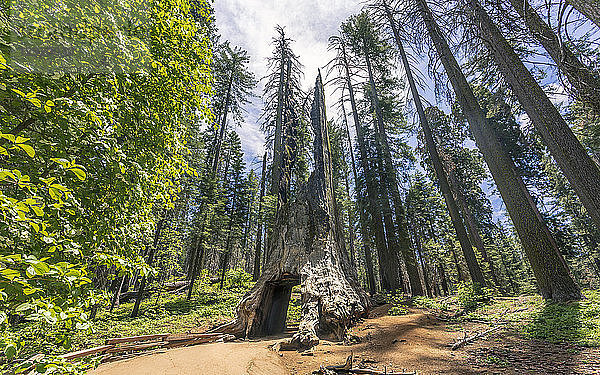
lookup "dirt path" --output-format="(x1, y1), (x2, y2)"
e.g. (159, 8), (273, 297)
(89, 305), (600, 375)
(89, 340), (288, 375)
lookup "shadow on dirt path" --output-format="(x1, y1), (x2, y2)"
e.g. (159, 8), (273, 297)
(88, 304), (600, 375)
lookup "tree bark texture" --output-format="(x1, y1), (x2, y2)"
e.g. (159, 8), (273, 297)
(466, 0), (600, 234)
(509, 0), (600, 114)
(417, 0), (582, 301)
(213, 73), (369, 349)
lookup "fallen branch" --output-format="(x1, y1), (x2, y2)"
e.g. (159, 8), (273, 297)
(450, 326), (502, 350)
(314, 355), (417, 375)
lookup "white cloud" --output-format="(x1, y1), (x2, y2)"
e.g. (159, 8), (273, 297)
(214, 0), (363, 166)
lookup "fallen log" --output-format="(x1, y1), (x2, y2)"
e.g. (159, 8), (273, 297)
(450, 326), (502, 350)
(60, 345), (115, 360)
(166, 332), (224, 341)
(106, 333), (169, 345)
(164, 281), (189, 291)
(106, 342), (166, 354)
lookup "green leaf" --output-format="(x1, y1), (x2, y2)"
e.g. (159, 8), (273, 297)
(68, 167), (86, 181)
(31, 261), (50, 276)
(15, 302), (33, 312)
(16, 143), (35, 157)
(50, 158), (70, 167)
(4, 344), (17, 360)
(0, 269), (20, 281)
(0, 133), (15, 143)
(31, 206), (44, 217)
(11, 88), (26, 97)
(25, 266), (36, 278)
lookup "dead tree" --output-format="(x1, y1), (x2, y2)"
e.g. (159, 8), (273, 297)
(214, 73), (370, 349)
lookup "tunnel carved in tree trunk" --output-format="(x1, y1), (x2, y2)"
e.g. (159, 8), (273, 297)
(213, 72), (370, 350)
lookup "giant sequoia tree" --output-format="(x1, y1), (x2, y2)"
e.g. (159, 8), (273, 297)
(215, 73), (369, 349)
(341, 13), (424, 294)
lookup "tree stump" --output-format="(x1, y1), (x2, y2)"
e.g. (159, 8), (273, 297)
(213, 72), (370, 350)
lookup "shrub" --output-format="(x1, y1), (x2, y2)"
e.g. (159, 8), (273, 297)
(457, 282), (492, 309)
(413, 296), (449, 311)
(225, 268), (252, 289)
(388, 305), (409, 316)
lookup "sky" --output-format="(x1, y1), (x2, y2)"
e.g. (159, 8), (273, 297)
(212, 1), (599, 224)
(214, 0), (363, 169)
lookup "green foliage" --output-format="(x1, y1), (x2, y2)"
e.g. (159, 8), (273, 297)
(223, 268), (252, 289)
(457, 282), (492, 310)
(286, 285), (302, 325)
(413, 296), (449, 312)
(388, 305), (409, 316)
(4, 272), (253, 366)
(0, 0), (215, 369)
(525, 290), (600, 347)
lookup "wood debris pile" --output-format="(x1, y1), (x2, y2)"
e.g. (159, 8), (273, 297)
(313, 354), (417, 375)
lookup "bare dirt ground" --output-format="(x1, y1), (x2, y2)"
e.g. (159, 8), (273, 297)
(89, 305), (600, 375)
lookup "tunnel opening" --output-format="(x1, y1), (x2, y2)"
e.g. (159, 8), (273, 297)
(253, 273), (299, 337)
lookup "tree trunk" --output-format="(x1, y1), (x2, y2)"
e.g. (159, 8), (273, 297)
(212, 72), (234, 174)
(382, 2), (484, 286)
(220, 174), (239, 289)
(270, 54), (288, 205)
(466, 0), (600, 234)
(509, 0), (600, 114)
(253, 153), (268, 281)
(213, 73), (369, 349)
(131, 215), (166, 317)
(412, 224), (432, 297)
(417, 0), (582, 301)
(362, 38), (423, 295)
(567, 0), (600, 29)
(342, 86), (376, 294)
(343, 175), (357, 265)
(446, 167), (501, 289)
(110, 276), (125, 311)
(449, 242), (466, 282)
(187, 237), (205, 300)
(340, 41), (388, 293)
(439, 263), (449, 295)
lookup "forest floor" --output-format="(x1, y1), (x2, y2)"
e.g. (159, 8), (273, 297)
(86, 289), (600, 375)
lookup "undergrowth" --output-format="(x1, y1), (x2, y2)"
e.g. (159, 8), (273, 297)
(2, 269), (254, 362)
(449, 289), (600, 347)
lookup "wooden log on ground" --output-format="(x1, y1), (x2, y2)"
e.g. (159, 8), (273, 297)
(60, 345), (115, 360)
(166, 333), (224, 341)
(164, 281), (189, 291)
(165, 334), (235, 349)
(106, 342), (166, 354)
(450, 326), (502, 350)
(106, 333), (169, 345)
